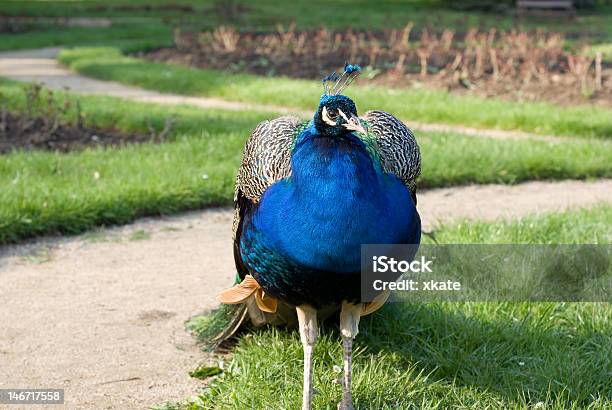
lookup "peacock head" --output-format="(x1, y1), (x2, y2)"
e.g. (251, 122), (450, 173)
(315, 63), (367, 137)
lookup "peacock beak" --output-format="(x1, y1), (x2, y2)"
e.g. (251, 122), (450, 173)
(340, 110), (367, 135)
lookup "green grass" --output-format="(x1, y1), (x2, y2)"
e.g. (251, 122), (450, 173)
(185, 205), (611, 409)
(433, 204), (612, 244)
(0, 22), (172, 53)
(58, 47), (612, 139)
(1, 80), (611, 244)
(0, 0), (209, 19)
(417, 133), (611, 188)
(589, 42), (612, 63)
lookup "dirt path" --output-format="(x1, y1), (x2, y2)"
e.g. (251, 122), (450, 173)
(0, 47), (566, 141)
(1, 180), (611, 409)
(0, 209), (234, 410)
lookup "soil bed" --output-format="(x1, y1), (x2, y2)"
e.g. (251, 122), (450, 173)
(0, 18), (36, 34)
(144, 26), (611, 107)
(0, 111), (158, 153)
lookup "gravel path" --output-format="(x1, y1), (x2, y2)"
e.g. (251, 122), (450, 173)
(1, 47), (611, 409)
(0, 47), (565, 141)
(1, 180), (611, 409)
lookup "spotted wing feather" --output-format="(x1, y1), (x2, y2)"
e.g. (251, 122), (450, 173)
(232, 116), (301, 241)
(236, 116), (302, 203)
(362, 110), (421, 199)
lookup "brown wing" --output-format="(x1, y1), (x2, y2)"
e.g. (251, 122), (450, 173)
(362, 110), (421, 202)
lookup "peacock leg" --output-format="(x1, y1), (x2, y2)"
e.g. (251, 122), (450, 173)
(338, 302), (363, 410)
(296, 305), (318, 410)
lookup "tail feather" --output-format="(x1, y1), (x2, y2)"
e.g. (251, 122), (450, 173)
(188, 294), (297, 351)
(187, 303), (249, 352)
(189, 295), (340, 352)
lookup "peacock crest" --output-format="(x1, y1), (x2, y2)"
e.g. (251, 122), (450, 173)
(322, 63), (361, 96)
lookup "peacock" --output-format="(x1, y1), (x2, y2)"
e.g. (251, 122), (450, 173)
(206, 64), (421, 410)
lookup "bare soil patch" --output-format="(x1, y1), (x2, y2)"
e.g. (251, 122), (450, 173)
(0, 18), (37, 34)
(146, 25), (611, 107)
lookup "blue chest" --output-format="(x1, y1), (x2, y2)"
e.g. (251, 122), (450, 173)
(246, 131), (420, 274)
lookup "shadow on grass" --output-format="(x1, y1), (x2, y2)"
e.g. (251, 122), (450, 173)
(354, 302), (610, 406)
(191, 298), (610, 407)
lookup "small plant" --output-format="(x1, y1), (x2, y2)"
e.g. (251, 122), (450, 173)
(200, 26), (240, 53)
(189, 365), (222, 380)
(0, 84), (174, 153)
(146, 116), (175, 143)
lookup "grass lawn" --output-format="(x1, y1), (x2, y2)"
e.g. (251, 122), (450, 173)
(1, 81), (611, 244)
(184, 205), (611, 409)
(0, 22), (172, 53)
(58, 47), (612, 139)
(433, 203), (612, 244)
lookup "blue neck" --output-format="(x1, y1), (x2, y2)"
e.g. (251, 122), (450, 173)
(292, 128), (381, 200)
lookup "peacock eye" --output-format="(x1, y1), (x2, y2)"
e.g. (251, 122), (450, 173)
(327, 108), (338, 119)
